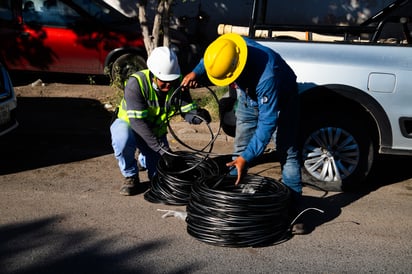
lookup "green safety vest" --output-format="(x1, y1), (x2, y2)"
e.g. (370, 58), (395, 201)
(117, 70), (197, 137)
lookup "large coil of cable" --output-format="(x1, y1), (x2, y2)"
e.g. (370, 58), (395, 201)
(144, 153), (225, 205)
(186, 175), (292, 247)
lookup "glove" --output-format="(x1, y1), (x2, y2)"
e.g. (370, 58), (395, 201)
(191, 108), (211, 124)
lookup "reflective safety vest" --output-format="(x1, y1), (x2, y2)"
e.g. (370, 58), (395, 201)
(117, 70), (197, 137)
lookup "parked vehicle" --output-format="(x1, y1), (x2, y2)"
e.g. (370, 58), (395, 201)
(0, 0), (147, 83)
(223, 0), (412, 191)
(0, 62), (18, 136)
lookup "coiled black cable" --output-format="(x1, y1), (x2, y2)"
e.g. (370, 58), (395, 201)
(144, 152), (224, 205)
(166, 85), (222, 156)
(186, 175), (292, 247)
(144, 85), (228, 205)
(144, 85), (293, 246)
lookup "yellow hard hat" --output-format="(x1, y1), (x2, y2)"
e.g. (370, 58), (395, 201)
(204, 33), (247, 86)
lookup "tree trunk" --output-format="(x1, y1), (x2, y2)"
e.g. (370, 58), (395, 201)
(137, 1), (152, 55)
(162, 0), (174, 48)
(137, 0), (174, 56)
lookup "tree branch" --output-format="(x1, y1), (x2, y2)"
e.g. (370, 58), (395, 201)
(137, 0), (153, 55)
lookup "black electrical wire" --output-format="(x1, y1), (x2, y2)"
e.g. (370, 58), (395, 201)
(143, 85), (294, 246)
(144, 152), (224, 205)
(144, 85), (229, 205)
(166, 85), (222, 156)
(142, 85), (321, 247)
(186, 175), (292, 248)
(142, 85), (295, 247)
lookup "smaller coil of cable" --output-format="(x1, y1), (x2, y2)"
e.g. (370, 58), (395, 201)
(186, 175), (292, 247)
(144, 152), (221, 205)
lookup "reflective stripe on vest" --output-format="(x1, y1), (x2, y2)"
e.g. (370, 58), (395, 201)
(117, 70), (196, 137)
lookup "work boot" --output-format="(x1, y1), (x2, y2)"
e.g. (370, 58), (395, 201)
(291, 222), (307, 235)
(289, 206), (307, 235)
(119, 176), (148, 196)
(288, 190), (308, 235)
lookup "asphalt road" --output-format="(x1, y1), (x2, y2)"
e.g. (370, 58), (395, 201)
(0, 83), (411, 273)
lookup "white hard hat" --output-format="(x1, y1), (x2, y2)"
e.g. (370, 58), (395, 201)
(147, 47), (181, 81)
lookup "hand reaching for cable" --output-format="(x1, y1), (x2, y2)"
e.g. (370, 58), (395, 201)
(181, 71), (199, 88)
(226, 156), (246, 185)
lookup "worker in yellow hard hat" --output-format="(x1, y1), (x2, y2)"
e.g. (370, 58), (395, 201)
(182, 33), (305, 234)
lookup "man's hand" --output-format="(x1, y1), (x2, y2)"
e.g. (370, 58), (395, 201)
(181, 72), (199, 88)
(226, 156), (247, 185)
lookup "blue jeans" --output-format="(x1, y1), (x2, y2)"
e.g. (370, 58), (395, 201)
(233, 88), (302, 194)
(110, 118), (168, 180)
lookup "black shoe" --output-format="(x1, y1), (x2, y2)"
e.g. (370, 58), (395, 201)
(289, 206), (308, 235)
(285, 188), (308, 235)
(119, 176), (149, 196)
(291, 222), (307, 235)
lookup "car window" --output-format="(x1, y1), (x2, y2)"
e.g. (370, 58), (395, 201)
(0, 0), (12, 21)
(22, 0), (80, 26)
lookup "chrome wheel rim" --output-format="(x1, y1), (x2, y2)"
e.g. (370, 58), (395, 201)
(302, 127), (360, 182)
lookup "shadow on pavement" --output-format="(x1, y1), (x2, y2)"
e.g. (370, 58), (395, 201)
(0, 216), (200, 274)
(246, 149), (412, 236)
(0, 96), (114, 175)
(294, 155), (412, 234)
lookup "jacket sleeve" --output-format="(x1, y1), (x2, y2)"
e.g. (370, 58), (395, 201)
(241, 77), (279, 162)
(192, 59), (206, 76)
(125, 77), (168, 154)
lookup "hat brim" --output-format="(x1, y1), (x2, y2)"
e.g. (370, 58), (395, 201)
(157, 73), (180, 82)
(206, 33), (248, 87)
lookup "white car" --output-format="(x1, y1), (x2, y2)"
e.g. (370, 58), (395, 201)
(0, 62), (18, 136)
(254, 0), (412, 191)
(259, 41), (412, 191)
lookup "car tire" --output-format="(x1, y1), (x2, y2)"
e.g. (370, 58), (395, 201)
(300, 113), (375, 191)
(111, 53), (147, 88)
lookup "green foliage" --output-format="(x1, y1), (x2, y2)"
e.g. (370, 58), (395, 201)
(106, 83), (228, 122)
(104, 63), (124, 90)
(190, 86), (228, 121)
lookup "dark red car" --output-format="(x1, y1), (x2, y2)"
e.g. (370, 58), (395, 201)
(0, 0), (147, 82)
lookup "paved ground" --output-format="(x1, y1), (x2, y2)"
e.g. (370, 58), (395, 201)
(0, 82), (411, 273)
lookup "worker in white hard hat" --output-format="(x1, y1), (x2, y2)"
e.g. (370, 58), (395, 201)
(182, 34), (305, 234)
(110, 46), (211, 196)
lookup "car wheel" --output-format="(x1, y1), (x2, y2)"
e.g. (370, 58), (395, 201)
(111, 53), (147, 88)
(300, 114), (375, 191)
